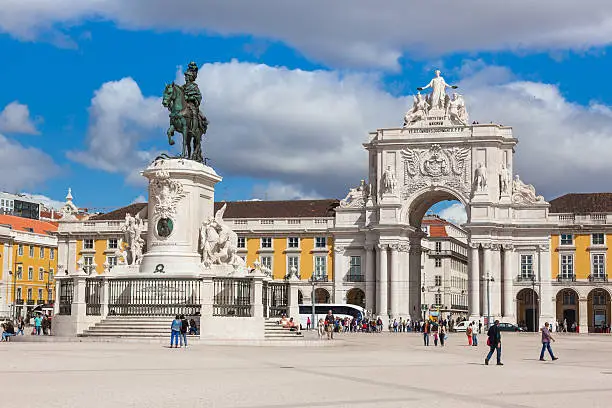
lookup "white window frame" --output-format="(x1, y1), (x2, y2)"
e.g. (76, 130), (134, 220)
(348, 256), (362, 278)
(315, 237), (327, 248)
(435, 275), (442, 286)
(84, 239), (94, 250)
(27, 288), (33, 300)
(261, 237), (272, 249)
(38, 268), (44, 281)
(560, 233), (573, 246)
(107, 256), (118, 267)
(287, 255), (299, 276)
(29, 245), (34, 257)
(16, 287), (22, 300)
(39, 247), (45, 258)
(28, 267), (33, 281)
(314, 255), (327, 278)
(520, 254), (534, 278)
(288, 237), (299, 249)
(16, 265), (22, 279)
(435, 241), (442, 252)
(561, 254), (574, 278)
(237, 237), (246, 249)
(434, 258), (442, 267)
(38, 288), (43, 300)
(260, 256), (272, 270)
(108, 239), (118, 249)
(18, 244), (23, 256)
(592, 233), (605, 246)
(50, 248), (55, 260)
(592, 253), (606, 278)
(435, 293), (442, 305)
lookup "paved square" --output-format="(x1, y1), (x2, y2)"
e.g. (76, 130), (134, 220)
(2, 333), (611, 408)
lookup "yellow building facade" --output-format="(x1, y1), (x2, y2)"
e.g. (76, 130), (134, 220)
(0, 215), (58, 318)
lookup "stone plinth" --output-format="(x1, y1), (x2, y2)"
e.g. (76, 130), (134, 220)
(139, 158), (222, 276)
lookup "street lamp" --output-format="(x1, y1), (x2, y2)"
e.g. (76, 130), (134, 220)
(482, 272), (494, 329)
(309, 273), (319, 331)
(530, 275), (537, 332)
(421, 285), (427, 323)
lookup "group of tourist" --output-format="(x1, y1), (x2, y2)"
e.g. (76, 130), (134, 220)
(169, 315), (198, 348)
(420, 319), (448, 347)
(1, 315), (51, 342)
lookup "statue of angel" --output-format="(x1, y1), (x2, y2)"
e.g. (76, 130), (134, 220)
(199, 203), (244, 269)
(403, 92), (429, 127)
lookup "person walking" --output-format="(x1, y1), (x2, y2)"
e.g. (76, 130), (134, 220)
(188, 318), (198, 335)
(467, 323), (473, 346)
(423, 320), (430, 346)
(439, 324), (446, 347)
(325, 310), (335, 340)
(540, 322), (558, 361)
(472, 321), (479, 346)
(34, 314), (42, 335)
(478, 320), (483, 334)
(179, 315), (189, 348)
(170, 315), (181, 348)
(485, 320), (503, 366)
(306, 316), (311, 331)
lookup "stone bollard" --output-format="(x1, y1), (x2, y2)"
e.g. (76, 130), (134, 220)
(251, 273), (265, 318)
(287, 275), (300, 321)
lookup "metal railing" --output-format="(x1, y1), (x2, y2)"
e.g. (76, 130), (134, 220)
(108, 278), (201, 316)
(516, 274), (536, 282)
(58, 280), (74, 315)
(262, 281), (269, 318)
(85, 278), (103, 316)
(213, 278), (252, 317)
(557, 274), (576, 282)
(346, 274), (365, 282)
(589, 274), (609, 282)
(26, 300), (35, 305)
(268, 282), (288, 317)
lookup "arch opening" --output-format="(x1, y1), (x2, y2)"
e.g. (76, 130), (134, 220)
(314, 288), (330, 304)
(346, 288), (366, 308)
(517, 288), (539, 332)
(555, 288), (579, 332)
(588, 288), (611, 333)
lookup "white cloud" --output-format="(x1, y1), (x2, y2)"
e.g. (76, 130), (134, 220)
(131, 194), (147, 204)
(4, 1), (612, 68)
(70, 60), (404, 196)
(0, 134), (60, 191)
(0, 101), (40, 134)
(251, 181), (322, 201)
(437, 202), (468, 225)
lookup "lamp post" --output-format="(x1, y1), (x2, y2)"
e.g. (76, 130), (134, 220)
(8, 261), (23, 320)
(309, 273), (317, 331)
(482, 272), (494, 329)
(530, 275), (537, 332)
(421, 285), (426, 322)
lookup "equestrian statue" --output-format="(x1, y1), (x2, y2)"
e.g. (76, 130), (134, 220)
(162, 62), (209, 162)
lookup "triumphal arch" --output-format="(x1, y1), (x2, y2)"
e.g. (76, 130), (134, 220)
(333, 71), (553, 327)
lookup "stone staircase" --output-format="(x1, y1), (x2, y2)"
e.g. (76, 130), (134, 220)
(264, 318), (304, 340)
(80, 316), (177, 339)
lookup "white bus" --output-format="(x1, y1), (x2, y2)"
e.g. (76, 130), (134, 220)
(298, 304), (367, 329)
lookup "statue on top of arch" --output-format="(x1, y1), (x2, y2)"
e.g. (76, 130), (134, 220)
(403, 70), (468, 128)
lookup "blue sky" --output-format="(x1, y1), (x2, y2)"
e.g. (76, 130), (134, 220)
(2, 2), (612, 223)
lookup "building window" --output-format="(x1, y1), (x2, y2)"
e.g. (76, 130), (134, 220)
(16, 266), (22, 279)
(28, 267), (33, 281)
(38, 289), (43, 300)
(562, 290), (576, 305)
(29, 245), (34, 257)
(593, 254), (606, 278)
(592, 233), (605, 246)
(560, 234), (573, 245)
(39, 247), (45, 258)
(108, 239), (118, 249)
(261, 237), (272, 248)
(288, 237), (299, 248)
(314, 256), (327, 278)
(16, 287), (22, 300)
(38, 268), (44, 281)
(435, 242), (442, 252)
(27, 288), (32, 300)
(435, 258), (442, 267)
(348, 256), (362, 278)
(561, 254), (574, 278)
(47, 289), (53, 301)
(237, 237), (246, 248)
(593, 290), (606, 306)
(315, 237), (327, 248)
(49, 269), (54, 280)
(84, 239), (94, 249)
(50, 248), (55, 260)
(84, 256), (93, 266)
(520, 254), (533, 278)
(435, 275), (442, 286)
(107, 256), (117, 267)
(261, 256), (272, 270)
(287, 256), (299, 276)
(435, 293), (442, 305)
(18, 244), (23, 256)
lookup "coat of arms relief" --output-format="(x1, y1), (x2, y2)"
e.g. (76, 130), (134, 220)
(400, 144), (471, 199)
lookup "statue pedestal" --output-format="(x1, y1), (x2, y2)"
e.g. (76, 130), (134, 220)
(139, 158), (222, 276)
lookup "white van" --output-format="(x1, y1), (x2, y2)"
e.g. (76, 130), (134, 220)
(298, 304), (367, 329)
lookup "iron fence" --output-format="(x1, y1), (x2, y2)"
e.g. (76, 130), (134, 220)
(108, 278), (201, 316)
(58, 279), (73, 315)
(85, 278), (103, 316)
(262, 280), (269, 318)
(268, 282), (288, 317)
(213, 278), (252, 317)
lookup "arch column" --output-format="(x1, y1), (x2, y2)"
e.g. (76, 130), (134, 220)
(468, 243), (480, 320)
(502, 245), (514, 320)
(537, 244), (554, 329)
(579, 297), (589, 334)
(364, 244), (376, 314)
(376, 244), (388, 319)
(389, 243), (400, 319)
(408, 241), (422, 321)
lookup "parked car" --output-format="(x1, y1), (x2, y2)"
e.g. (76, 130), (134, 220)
(453, 321), (470, 332)
(497, 322), (524, 332)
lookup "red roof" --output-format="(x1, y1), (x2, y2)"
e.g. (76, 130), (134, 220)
(0, 215), (58, 235)
(422, 215), (450, 237)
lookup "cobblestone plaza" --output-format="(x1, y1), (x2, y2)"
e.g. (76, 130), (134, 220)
(3, 333), (611, 408)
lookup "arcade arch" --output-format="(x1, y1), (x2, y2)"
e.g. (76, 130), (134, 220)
(587, 288), (611, 333)
(346, 288), (366, 308)
(314, 288), (330, 304)
(517, 288), (539, 332)
(555, 288), (579, 332)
